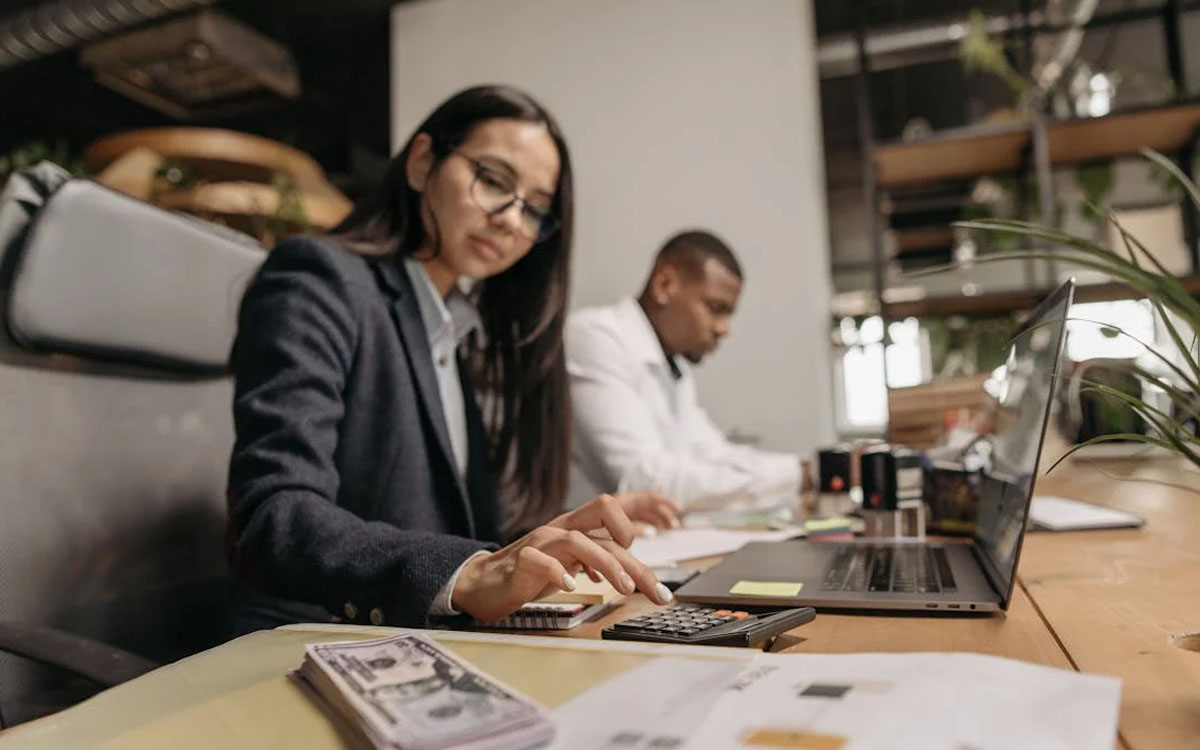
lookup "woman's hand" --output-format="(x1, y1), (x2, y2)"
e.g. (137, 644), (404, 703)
(451, 494), (673, 621)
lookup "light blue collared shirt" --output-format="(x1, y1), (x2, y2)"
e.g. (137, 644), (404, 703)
(402, 260), (487, 617)
(402, 259), (483, 481)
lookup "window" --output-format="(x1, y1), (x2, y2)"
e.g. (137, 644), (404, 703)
(834, 316), (928, 434)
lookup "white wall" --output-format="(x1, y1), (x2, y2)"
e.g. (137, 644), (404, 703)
(391, 0), (835, 456)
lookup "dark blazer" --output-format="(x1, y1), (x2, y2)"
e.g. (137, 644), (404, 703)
(226, 236), (502, 631)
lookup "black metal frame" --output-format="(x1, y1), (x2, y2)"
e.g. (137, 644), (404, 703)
(0, 624), (159, 729)
(852, 0), (1200, 322)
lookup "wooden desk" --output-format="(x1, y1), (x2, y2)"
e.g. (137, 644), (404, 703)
(4, 457), (1197, 749)
(1023, 458), (1200, 750)
(481, 455), (1200, 750)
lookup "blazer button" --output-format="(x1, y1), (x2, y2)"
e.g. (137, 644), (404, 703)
(369, 607), (384, 626)
(438, 356), (448, 367)
(344, 602), (358, 621)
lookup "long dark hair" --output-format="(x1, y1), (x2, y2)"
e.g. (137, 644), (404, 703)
(333, 85), (574, 531)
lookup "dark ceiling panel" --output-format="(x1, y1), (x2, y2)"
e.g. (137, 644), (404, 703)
(814, 0), (1037, 37)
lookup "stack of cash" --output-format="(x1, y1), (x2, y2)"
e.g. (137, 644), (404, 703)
(295, 633), (555, 750)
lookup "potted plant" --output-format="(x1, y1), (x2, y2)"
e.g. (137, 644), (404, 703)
(955, 149), (1200, 482)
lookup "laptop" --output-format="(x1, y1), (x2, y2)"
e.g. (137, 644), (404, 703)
(676, 279), (1075, 614)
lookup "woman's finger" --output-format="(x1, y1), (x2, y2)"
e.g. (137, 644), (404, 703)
(553, 494), (636, 548)
(514, 544), (577, 597)
(543, 529), (635, 595)
(594, 537), (673, 605)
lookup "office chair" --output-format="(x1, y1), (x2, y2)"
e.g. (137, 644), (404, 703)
(0, 163), (266, 727)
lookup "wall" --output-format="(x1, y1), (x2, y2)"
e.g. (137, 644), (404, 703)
(390, 0), (836, 457)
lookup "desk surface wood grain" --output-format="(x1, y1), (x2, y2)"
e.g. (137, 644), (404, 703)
(1026, 456), (1200, 750)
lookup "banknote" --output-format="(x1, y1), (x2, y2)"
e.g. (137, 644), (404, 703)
(299, 633), (555, 750)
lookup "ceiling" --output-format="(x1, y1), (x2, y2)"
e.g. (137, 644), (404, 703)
(0, 0), (412, 190)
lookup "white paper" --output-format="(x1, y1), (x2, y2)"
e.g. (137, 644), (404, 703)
(628, 527), (802, 567)
(548, 650), (1119, 750)
(682, 651), (1121, 750)
(549, 656), (749, 750)
(1030, 495), (1143, 531)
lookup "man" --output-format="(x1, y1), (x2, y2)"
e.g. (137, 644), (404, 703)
(567, 230), (802, 508)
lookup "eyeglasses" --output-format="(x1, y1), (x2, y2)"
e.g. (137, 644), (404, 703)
(452, 150), (560, 242)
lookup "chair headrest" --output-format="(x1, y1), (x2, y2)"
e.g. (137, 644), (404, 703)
(5, 178), (266, 373)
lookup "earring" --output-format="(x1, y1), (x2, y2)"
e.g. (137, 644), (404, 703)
(656, 294), (669, 305)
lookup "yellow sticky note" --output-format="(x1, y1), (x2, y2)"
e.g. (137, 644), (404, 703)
(744, 728), (847, 749)
(805, 517), (852, 532)
(729, 580), (803, 597)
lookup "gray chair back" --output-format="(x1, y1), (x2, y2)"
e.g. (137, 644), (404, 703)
(0, 165), (266, 724)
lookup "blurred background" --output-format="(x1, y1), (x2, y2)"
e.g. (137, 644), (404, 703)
(2, 0), (1197, 453)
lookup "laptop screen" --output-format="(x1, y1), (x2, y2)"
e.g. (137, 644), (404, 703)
(968, 281), (1074, 604)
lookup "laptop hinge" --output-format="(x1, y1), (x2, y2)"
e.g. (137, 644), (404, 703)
(968, 541), (1008, 605)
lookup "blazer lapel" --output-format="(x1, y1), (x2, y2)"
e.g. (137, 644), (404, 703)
(373, 257), (475, 536)
(458, 356), (500, 543)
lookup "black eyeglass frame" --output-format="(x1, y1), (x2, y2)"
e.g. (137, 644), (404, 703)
(451, 150), (561, 243)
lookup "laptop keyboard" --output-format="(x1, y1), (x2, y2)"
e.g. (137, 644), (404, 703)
(821, 545), (957, 593)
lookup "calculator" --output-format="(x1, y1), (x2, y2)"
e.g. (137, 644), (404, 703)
(601, 604), (815, 647)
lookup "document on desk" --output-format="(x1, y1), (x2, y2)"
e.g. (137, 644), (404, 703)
(551, 651), (1120, 750)
(1030, 494), (1144, 531)
(549, 656), (749, 749)
(628, 527), (802, 567)
(690, 651), (1120, 750)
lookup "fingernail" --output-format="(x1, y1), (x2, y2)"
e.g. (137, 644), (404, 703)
(619, 572), (636, 593)
(642, 526), (658, 538)
(654, 582), (674, 604)
(561, 573), (577, 591)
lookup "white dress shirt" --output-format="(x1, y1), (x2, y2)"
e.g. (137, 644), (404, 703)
(402, 260), (488, 615)
(566, 298), (801, 508)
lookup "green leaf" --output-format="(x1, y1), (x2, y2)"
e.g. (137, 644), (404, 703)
(1141, 148), (1200, 218)
(1045, 433), (1175, 473)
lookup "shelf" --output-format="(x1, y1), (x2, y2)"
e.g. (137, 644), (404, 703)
(875, 122), (1030, 189)
(883, 275), (1200, 318)
(894, 227), (955, 252)
(873, 100), (1200, 189)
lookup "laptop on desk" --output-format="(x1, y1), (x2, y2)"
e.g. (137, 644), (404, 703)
(676, 279), (1075, 615)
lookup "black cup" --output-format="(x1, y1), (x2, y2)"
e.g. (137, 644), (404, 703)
(818, 446), (852, 493)
(860, 445), (898, 510)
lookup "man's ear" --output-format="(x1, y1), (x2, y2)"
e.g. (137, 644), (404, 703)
(406, 133), (436, 192)
(651, 263), (680, 305)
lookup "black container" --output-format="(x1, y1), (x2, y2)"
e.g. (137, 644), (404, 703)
(860, 445), (898, 510)
(817, 446), (852, 493)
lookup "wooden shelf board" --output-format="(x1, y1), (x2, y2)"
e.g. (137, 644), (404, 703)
(874, 100), (1200, 188)
(875, 123), (1029, 188)
(883, 275), (1200, 318)
(894, 226), (955, 252)
(1048, 101), (1200, 165)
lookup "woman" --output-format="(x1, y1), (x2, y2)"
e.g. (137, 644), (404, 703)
(226, 85), (677, 633)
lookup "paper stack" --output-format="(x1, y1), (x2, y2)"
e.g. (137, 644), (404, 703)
(295, 633), (555, 750)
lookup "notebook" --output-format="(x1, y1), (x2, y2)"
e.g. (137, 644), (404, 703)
(537, 574), (620, 605)
(470, 601), (614, 630)
(1029, 495), (1144, 531)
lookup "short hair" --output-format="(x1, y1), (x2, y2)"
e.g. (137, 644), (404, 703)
(655, 230), (743, 281)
